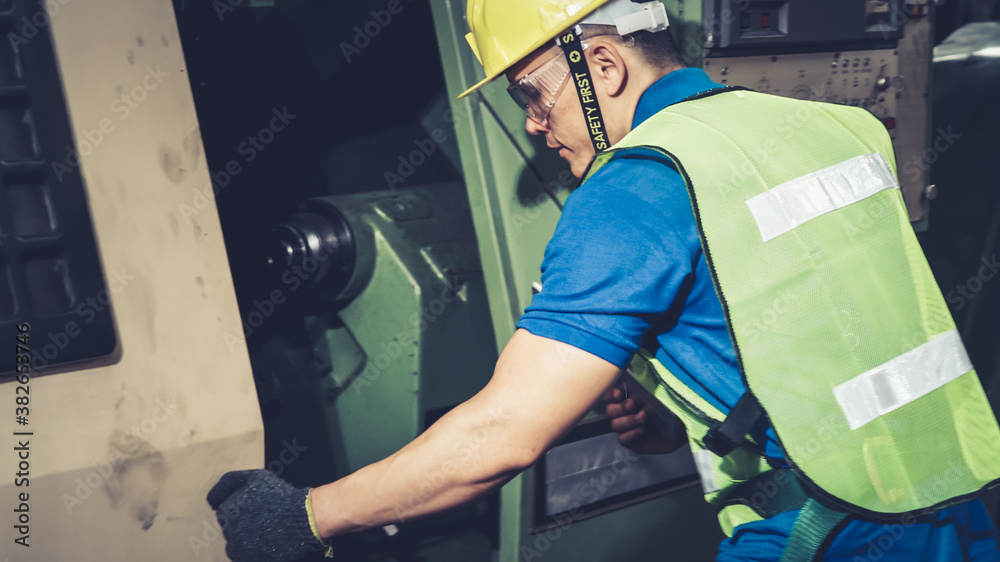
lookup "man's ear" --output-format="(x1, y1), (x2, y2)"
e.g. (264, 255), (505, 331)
(588, 41), (627, 98)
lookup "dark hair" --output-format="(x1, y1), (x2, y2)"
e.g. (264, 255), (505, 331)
(580, 24), (686, 69)
(629, 29), (686, 68)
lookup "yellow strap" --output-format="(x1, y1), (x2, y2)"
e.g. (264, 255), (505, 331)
(306, 488), (336, 558)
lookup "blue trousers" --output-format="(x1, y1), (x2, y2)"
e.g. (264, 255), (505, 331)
(718, 500), (1000, 561)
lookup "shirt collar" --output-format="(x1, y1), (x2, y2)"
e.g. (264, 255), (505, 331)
(632, 68), (724, 129)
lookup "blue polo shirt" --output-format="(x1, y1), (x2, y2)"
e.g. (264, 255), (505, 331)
(516, 67), (743, 416)
(515, 68), (1000, 561)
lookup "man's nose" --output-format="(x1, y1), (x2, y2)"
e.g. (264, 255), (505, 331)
(525, 116), (549, 136)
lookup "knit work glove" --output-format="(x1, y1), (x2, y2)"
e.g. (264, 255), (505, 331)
(207, 469), (333, 561)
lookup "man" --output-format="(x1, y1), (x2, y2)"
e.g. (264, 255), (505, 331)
(207, 1), (1000, 560)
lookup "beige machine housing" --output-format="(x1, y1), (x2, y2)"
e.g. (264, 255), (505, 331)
(0, 1), (264, 560)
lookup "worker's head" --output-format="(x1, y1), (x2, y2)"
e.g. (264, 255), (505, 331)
(461, 0), (685, 177)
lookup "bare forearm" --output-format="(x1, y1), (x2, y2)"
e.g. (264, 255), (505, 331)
(311, 330), (623, 538)
(310, 399), (526, 537)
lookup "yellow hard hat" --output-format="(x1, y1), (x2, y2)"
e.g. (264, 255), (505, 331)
(459, 0), (670, 99)
(458, 0), (609, 99)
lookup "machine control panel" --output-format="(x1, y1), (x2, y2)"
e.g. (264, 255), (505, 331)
(704, 48), (902, 135)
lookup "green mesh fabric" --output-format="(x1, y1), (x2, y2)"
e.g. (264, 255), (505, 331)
(600, 90), (1000, 517)
(630, 352), (771, 534)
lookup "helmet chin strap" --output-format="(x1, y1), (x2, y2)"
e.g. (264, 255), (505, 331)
(556, 25), (610, 154)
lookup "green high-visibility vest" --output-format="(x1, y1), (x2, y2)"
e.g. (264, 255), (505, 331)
(583, 87), (1000, 534)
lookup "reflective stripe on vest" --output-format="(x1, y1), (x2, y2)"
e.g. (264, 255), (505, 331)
(587, 88), (1000, 521)
(834, 329), (973, 430)
(747, 153), (898, 242)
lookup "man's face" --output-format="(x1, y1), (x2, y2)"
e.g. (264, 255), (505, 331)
(506, 46), (595, 178)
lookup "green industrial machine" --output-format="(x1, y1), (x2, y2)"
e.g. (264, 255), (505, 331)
(248, 179), (716, 561)
(258, 184), (497, 475)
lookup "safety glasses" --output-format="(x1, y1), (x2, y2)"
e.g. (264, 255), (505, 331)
(506, 47), (573, 125)
(507, 37), (609, 124)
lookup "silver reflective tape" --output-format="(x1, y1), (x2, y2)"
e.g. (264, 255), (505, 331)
(746, 154), (899, 242)
(693, 448), (720, 494)
(833, 330), (972, 430)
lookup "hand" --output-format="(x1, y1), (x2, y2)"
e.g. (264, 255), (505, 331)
(603, 386), (686, 455)
(207, 469), (332, 562)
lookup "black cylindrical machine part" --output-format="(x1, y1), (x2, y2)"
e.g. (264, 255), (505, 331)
(264, 200), (355, 298)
